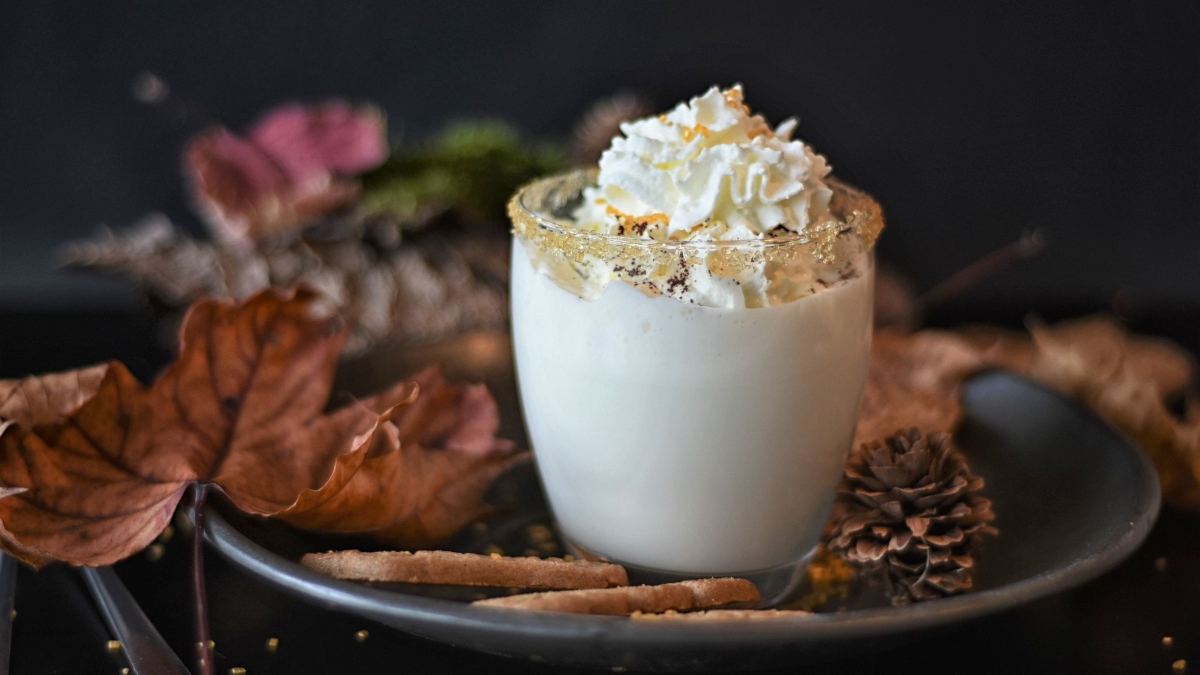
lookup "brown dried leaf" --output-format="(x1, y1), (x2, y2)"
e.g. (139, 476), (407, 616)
(0, 288), (518, 567)
(963, 315), (1200, 511)
(855, 330), (984, 448)
(0, 365), (108, 429)
(953, 324), (1036, 375)
(276, 365), (519, 548)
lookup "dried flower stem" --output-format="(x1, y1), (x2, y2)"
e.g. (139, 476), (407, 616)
(917, 230), (1045, 312)
(192, 484), (215, 675)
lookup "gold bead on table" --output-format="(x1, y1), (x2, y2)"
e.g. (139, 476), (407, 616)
(354, 629), (369, 643)
(265, 637), (279, 652)
(1173, 659), (1187, 673)
(1164, 636), (1175, 648)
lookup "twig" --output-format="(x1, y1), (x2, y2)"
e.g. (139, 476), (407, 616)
(192, 485), (215, 675)
(917, 230), (1045, 313)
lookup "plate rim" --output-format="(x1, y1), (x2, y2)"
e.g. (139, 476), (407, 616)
(202, 371), (1162, 653)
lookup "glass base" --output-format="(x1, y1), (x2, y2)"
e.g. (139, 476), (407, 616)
(564, 539), (814, 607)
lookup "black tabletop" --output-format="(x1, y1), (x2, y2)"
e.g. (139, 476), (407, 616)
(2, 304), (1198, 675)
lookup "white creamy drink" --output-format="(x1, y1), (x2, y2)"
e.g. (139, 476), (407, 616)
(508, 86), (883, 577)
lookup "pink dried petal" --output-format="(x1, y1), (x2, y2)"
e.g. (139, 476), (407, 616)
(250, 102), (387, 184)
(184, 129), (291, 245)
(443, 384), (516, 456)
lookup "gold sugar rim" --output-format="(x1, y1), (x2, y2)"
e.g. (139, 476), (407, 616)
(508, 168), (884, 263)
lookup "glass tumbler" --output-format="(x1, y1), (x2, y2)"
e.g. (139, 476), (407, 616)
(508, 169), (883, 600)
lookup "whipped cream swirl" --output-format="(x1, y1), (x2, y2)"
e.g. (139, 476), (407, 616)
(572, 85), (832, 242)
(514, 86), (875, 309)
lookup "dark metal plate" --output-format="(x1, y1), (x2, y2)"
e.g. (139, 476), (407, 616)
(202, 370), (1160, 671)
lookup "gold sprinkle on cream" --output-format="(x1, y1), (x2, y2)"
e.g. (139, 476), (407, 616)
(489, 552), (502, 560)
(484, 544), (503, 557)
(354, 630), (369, 643)
(266, 637), (279, 652)
(1173, 659), (1187, 673)
(106, 640), (122, 653)
(562, 554), (575, 562)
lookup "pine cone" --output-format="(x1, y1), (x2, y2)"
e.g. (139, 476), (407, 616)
(827, 428), (997, 604)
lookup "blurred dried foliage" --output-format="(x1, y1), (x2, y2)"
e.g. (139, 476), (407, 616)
(61, 215), (510, 355)
(61, 93), (658, 356)
(870, 249), (1199, 512)
(855, 330), (983, 448)
(185, 102), (388, 248)
(958, 316), (1200, 511)
(357, 120), (565, 240)
(63, 112), (565, 355)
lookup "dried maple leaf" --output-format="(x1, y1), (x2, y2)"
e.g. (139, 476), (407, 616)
(186, 102), (388, 247)
(854, 330), (984, 448)
(0, 288), (518, 568)
(275, 364), (517, 548)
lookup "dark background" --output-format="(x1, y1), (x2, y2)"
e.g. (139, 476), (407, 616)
(0, 1), (1196, 311)
(1, 5), (1199, 674)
